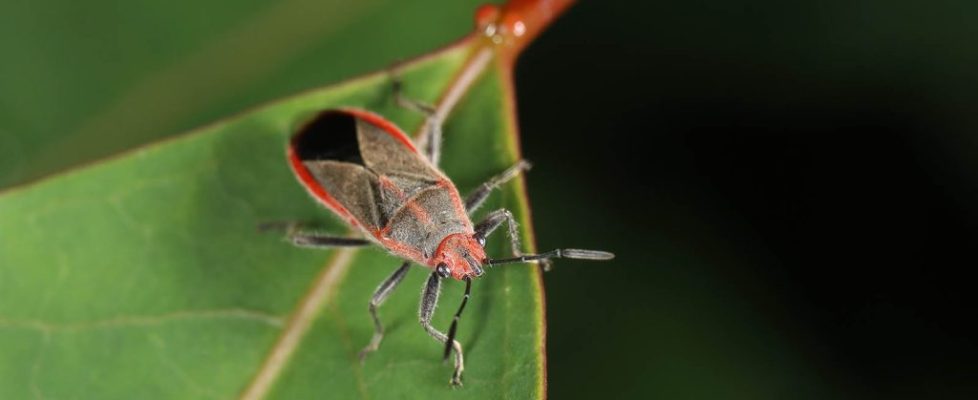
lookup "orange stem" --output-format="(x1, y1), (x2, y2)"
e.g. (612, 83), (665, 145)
(475, 0), (576, 66)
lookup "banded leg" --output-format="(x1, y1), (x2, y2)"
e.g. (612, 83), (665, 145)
(258, 221), (370, 248)
(465, 160), (532, 213)
(391, 77), (443, 165)
(419, 271), (465, 386)
(358, 261), (412, 361)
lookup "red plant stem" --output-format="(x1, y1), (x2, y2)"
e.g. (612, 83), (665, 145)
(479, 0), (575, 66)
(423, 0), (575, 125)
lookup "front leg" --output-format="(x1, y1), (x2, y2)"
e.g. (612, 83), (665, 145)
(419, 270), (465, 386)
(473, 208), (560, 271)
(473, 209), (523, 258)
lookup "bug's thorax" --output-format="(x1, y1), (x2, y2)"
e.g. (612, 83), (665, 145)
(430, 233), (487, 280)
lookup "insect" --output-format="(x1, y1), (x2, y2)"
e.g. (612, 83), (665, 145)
(275, 87), (613, 386)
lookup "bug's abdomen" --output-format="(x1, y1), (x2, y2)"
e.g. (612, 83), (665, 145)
(383, 186), (471, 261)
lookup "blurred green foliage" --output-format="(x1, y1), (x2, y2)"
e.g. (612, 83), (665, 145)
(519, 1), (978, 399)
(0, 0), (486, 188)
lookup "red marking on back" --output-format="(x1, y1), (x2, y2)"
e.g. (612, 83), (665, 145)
(287, 145), (360, 228)
(377, 176), (400, 196)
(378, 236), (426, 263)
(406, 202), (430, 225)
(377, 175), (433, 226)
(439, 180), (472, 230)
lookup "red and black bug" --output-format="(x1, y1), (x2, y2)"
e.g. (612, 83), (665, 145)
(276, 91), (613, 386)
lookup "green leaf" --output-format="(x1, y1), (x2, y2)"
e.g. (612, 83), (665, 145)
(0, 40), (545, 398)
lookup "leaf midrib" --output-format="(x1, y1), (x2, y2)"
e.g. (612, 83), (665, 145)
(239, 248), (358, 400)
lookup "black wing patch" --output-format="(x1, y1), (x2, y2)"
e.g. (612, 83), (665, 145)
(293, 111), (365, 166)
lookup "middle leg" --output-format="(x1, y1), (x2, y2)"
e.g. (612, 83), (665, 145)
(464, 160), (531, 213)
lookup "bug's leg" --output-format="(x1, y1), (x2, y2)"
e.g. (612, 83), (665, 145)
(474, 208), (525, 259)
(419, 271), (465, 386)
(390, 76), (443, 165)
(464, 160), (532, 213)
(358, 261), (412, 361)
(392, 77), (436, 116)
(258, 221), (370, 248)
(417, 114), (443, 166)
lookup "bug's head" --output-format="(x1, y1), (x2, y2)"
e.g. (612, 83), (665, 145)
(432, 234), (488, 280)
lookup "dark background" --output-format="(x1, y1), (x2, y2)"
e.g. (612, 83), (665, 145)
(518, 1), (978, 398)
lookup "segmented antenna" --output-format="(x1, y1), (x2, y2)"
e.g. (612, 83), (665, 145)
(487, 248), (615, 266)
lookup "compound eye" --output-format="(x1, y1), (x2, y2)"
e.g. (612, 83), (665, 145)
(436, 263), (451, 279)
(474, 235), (486, 247)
